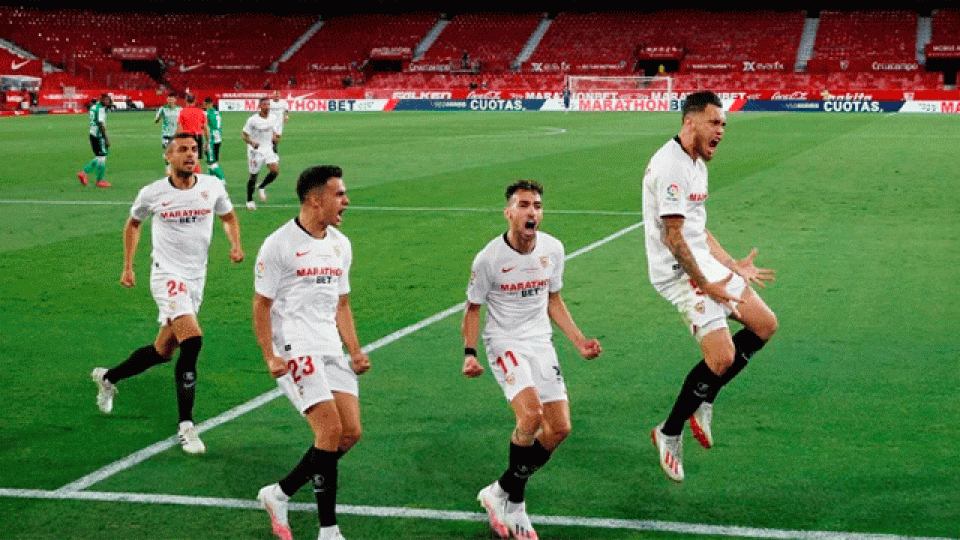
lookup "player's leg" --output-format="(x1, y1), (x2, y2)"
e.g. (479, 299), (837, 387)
(333, 391), (362, 454)
(258, 161), (280, 200)
(92, 326), (174, 414)
(305, 400), (344, 539)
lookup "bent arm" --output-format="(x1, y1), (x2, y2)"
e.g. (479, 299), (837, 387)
(120, 217), (142, 287)
(218, 211), (244, 262)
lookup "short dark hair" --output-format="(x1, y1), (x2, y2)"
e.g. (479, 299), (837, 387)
(185, 94), (196, 104)
(297, 165), (343, 202)
(505, 179), (543, 201)
(682, 91), (722, 121)
(166, 132), (200, 150)
(203, 97), (213, 104)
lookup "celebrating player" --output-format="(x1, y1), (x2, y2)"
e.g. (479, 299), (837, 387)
(253, 165), (370, 540)
(463, 180), (602, 540)
(241, 97), (280, 210)
(643, 91), (778, 482)
(91, 132), (244, 454)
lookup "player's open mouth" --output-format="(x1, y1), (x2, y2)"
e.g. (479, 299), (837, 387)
(709, 138), (720, 148)
(524, 219), (537, 231)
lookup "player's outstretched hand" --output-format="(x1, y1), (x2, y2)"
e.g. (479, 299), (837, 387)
(120, 268), (135, 288)
(351, 352), (371, 375)
(229, 245), (245, 263)
(463, 355), (484, 378)
(734, 248), (775, 287)
(577, 338), (603, 360)
(701, 273), (743, 319)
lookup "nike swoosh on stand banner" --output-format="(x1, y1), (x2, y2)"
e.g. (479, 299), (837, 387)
(11, 59), (31, 70)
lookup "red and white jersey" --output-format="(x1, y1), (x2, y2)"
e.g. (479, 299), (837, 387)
(130, 174), (233, 280)
(467, 232), (564, 341)
(242, 113), (276, 149)
(255, 219), (352, 355)
(642, 137), (728, 289)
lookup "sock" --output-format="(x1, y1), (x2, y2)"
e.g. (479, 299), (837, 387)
(258, 171), (278, 190)
(661, 360), (721, 436)
(279, 445), (339, 497)
(497, 440), (551, 503)
(246, 176), (258, 202)
(175, 336), (202, 424)
(705, 329), (767, 403)
(105, 345), (169, 383)
(83, 159), (96, 174)
(311, 449), (340, 527)
(95, 157), (107, 181)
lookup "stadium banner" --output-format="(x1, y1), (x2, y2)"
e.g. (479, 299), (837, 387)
(730, 99), (906, 113)
(219, 98), (393, 112)
(391, 98), (547, 111)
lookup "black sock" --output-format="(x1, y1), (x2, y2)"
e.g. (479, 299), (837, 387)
(310, 449), (340, 527)
(661, 360), (721, 436)
(258, 171), (278, 190)
(497, 440), (551, 503)
(105, 345), (169, 383)
(246, 176), (258, 202)
(279, 446), (337, 496)
(175, 336), (202, 424)
(706, 329), (767, 403)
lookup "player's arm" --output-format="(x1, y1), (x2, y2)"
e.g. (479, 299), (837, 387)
(336, 294), (370, 375)
(547, 291), (601, 359)
(252, 293), (287, 378)
(120, 217), (142, 288)
(663, 215), (742, 315)
(706, 229), (775, 288)
(462, 302), (484, 377)
(217, 211), (244, 262)
(241, 129), (257, 149)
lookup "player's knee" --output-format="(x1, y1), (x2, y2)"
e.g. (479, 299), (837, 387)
(340, 424), (362, 450)
(758, 311), (779, 341)
(548, 420), (572, 444)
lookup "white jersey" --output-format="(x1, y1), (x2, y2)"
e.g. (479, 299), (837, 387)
(642, 137), (729, 289)
(130, 174), (234, 280)
(242, 113), (276, 149)
(268, 99), (287, 130)
(255, 219), (352, 355)
(466, 232), (564, 342)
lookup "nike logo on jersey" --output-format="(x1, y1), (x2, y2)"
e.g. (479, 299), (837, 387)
(501, 266), (516, 273)
(161, 201), (172, 207)
(296, 251), (310, 257)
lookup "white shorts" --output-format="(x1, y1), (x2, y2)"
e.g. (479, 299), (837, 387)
(483, 338), (567, 403)
(276, 350), (358, 415)
(247, 146), (279, 174)
(658, 273), (747, 341)
(150, 270), (204, 325)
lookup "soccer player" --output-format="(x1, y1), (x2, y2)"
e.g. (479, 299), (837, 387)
(253, 165), (370, 540)
(154, 94), (181, 151)
(268, 90), (288, 153)
(642, 91), (778, 482)
(203, 97), (225, 181)
(77, 93), (113, 188)
(241, 97), (280, 210)
(90, 132), (245, 454)
(462, 180), (602, 540)
(177, 94), (209, 171)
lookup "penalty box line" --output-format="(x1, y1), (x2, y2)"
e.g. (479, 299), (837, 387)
(56, 221), (643, 493)
(1, 488), (955, 540)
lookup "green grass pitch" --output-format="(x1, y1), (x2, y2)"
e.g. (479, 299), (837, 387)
(0, 109), (957, 540)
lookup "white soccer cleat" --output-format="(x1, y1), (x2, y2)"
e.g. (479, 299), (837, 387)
(259, 188), (268, 202)
(91, 367), (116, 413)
(258, 484), (293, 540)
(246, 201), (257, 211)
(317, 524), (344, 540)
(690, 401), (714, 449)
(652, 422), (684, 482)
(477, 482), (510, 538)
(504, 501), (538, 540)
(177, 421), (206, 454)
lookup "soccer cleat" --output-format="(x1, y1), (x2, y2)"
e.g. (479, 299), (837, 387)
(257, 484), (293, 540)
(477, 482), (510, 538)
(91, 367), (116, 413)
(78, 171), (89, 186)
(504, 501), (538, 540)
(177, 421), (206, 454)
(651, 422), (684, 482)
(259, 188), (268, 202)
(246, 201), (257, 211)
(317, 525), (344, 540)
(95, 180), (111, 188)
(690, 401), (714, 449)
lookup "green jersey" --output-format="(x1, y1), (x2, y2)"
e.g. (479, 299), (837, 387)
(155, 105), (181, 138)
(206, 107), (223, 144)
(88, 102), (107, 137)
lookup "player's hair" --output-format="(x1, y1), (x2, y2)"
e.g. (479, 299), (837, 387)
(203, 97), (213, 104)
(297, 165), (343, 202)
(185, 94), (196, 104)
(681, 91), (722, 121)
(505, 179), (543, 201)
(166, 132), (200, 151)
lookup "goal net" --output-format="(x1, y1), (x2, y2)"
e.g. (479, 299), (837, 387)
(564, 75), (674, 100)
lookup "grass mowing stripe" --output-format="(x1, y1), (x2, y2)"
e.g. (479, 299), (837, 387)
(55, 220), (643, 493)
(1, 488), (955, 540)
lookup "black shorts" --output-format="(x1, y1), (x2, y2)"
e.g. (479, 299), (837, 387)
(89, 133), (108, 157)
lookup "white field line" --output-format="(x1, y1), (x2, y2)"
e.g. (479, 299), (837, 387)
(0, 488), (954, 540)
(0, 199), (639, 216)
(55, 221), (642, 493)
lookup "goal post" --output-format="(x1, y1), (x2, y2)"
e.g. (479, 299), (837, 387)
(564, 74), (674, 100)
